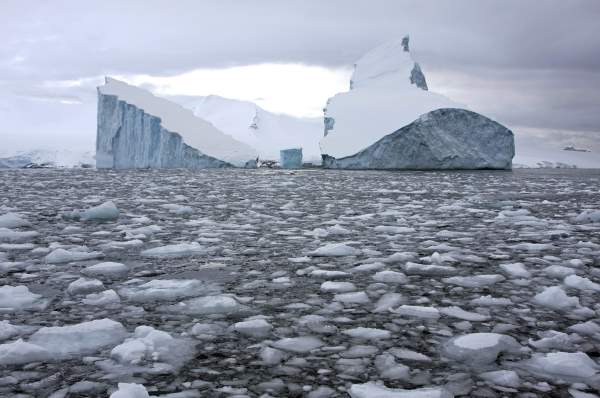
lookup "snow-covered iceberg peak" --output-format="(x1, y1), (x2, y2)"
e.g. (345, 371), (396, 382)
(97, 78), (258, 168)
(350, 35), (427, 91)
(320, 36), (462, 159)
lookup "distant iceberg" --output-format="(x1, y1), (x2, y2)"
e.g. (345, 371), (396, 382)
(96, 78), (258, 169)
(320, 36), (515, 170)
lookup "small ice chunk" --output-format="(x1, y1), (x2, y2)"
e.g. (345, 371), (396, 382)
(373, 225), (415, 234)
(309, 243), (361, 257)
(443, 274), (505, 288)
(351, 262), (386, 273)
(568, 320), (600, 336)
(574, 209), (600, 223)
(375, 353), (410, 380)
(479, 370), (520, 388)
(444, 333), (520, 365)
(0, 339), (50, 365)
(140, 242), (206, 257)
(523, 351), (599, 380)
(233, 319), (273, 338)
(83, 289), (121, 306)
(271, 336), (324, 353)
(373, 293), (404, 313)
(120, 279), (215, 302)
(29, 318), (127, 360)
(0, 320), (20, 341)
(45, 248), (103, 263)
(439, 306), (489, 322)
(470, 295), (512, 306)
(372, 270), (407, 283)
(349, 382), (453, 398)
(160, 295), (245, 315)
(0, 228), (39, 243)
(388, 348), (431, 362)
(81, 201), (119, 222)
(109, 383), (150, 398)
(334, 291), (370, 304)
(259, 346), (287, 365)
(341, 345), (379, 358)
(533, 286), (580, 311)
(499, 262), (531, 278)
(564, 274), (600, 292)
(0, 285), (48, 312)
(0, 213), (29, 228)
(343, 327), (391, 340)
(83, 262), (130, 277)
(392, 305), (440, 319)
(402, 262), (457, 276)
(320, 281), (356, 293)
(67, 277), (104, 295)
(543, 265), (576, 278)
(310, 269), (350, 279)
(528, 330), (572, 350)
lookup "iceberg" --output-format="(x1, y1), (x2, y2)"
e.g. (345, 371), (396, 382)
(280, 148), (303, 169)
(320, 36), (515, 170)
(96, 78), (258, 168)
(185, 95), (322, 161)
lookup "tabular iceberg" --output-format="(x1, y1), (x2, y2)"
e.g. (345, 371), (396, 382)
(320, 36), (515, 170)
(96, 78), (257, 169)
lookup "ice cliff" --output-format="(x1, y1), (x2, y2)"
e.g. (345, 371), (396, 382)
(96, 78), (257, 169)
(320, 36), (515, 170)
(322, 109), (515, 170)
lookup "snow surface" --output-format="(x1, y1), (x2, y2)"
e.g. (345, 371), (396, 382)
(185, 95), (323, 161)
(320, 37), (461, 159)
(99, 78), (258, 166)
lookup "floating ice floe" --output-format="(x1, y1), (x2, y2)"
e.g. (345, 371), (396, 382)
(0, 285), (48, 312)
(140, 242), (206, 257)
(334, 291), (371, 304)
(233, 318), (273, 338)
(574, 209), (600, 223)
(392, 305), (440, 320)
(443, 333), (521, 365)
(320, 281), (356, 293)
(0, 320), (20, 341)
(533, 286), (580, 311)
(402, 262), (457, 276)
(160, 295), (246, 315)
(309, 243), (361, 257)
(439, 306), (490, 322)
(442, 274), (505, 288)
(81, 201), (120, 222)
(67, 277), (105, 295)
(349, 382), (453, 398)
(372, 270), (407, 283)
(499, 262), (531, 278)
(564, 274), (600, 292)
(343, 327), (391, 340)
(521, 351), (600, 384)
(109, 383), (150, 398)
(0, 212), (29, 228)
(45, 247), (103, 263)
(83, 261), (130, 277)
(373, 293), (404, 313)
(0, 228), (39, 243)
(83, 289), (121, 306)
(271, 336), (324, 353)
(0, 339), (51, 365)
(479, 369), (521, 388)
(120, 279), (216, 302)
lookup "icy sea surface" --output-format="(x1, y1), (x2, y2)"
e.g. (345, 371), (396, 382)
(1, 168), (599, 398)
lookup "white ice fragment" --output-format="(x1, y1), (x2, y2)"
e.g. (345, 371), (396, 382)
(81, 201), (119, 222)
(141, 242), (206, 257)
(83, 289), (121, 306)
(334, 291), (371, 305)
(120, 279), (214, 302)
(83, 261), (130, 277)
(271, 336), (324, 353)
(161, 295), (245, 315)
(444, 333), (520, 365)
(574, 209), (600, 223)
(343, 327), (391, 340)
(109, 383), (150, 398)
(375, 353), (410, 380)
(0, 228), (39, 243)
(29, 319), (127, 360)
(402, 262), (457, 276)
(372, 270), (407, 283)
(523, 352), (599, 380)
(349, 382), (453, 398)
(373, 293), (404, 313)
(320, 281), (356, 293)
(439, 306), (489, 322)
(45, 248), (103, 263)
(373, 225), (415, 234)
(0, 320), (20, 341)
(499, 262), (531, 278)
(470, 295), (512, 306)
(233, 319), (273, 338)
(0, 285), (48, 312)
(0, 213), (29, 228)
(543, 265), (576, 278)
(309, 243), (361, 257)
(392, 305), (440, 319)
(443, 274), (505, 288)
(533, 286), (580, 311)
(564, 274), (600, 292)
(0, 339), (50, 365)
(479, 370), (521, 388)
(67, 277), (104, 295)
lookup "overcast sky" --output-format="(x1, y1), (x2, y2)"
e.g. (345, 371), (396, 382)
(1, 0), (599, 154)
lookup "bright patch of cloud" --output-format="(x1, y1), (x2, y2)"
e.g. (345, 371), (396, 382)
(115, 63), (351, 118)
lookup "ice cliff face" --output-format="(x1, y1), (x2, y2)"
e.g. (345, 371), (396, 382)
(96, 78), (257, 169)
(320, 36), (461, 159)
(322, 109), (515, 170)
(184, 95), (322, 161)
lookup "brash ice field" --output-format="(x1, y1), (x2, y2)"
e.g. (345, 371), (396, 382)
(1, 168), (599, 397)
